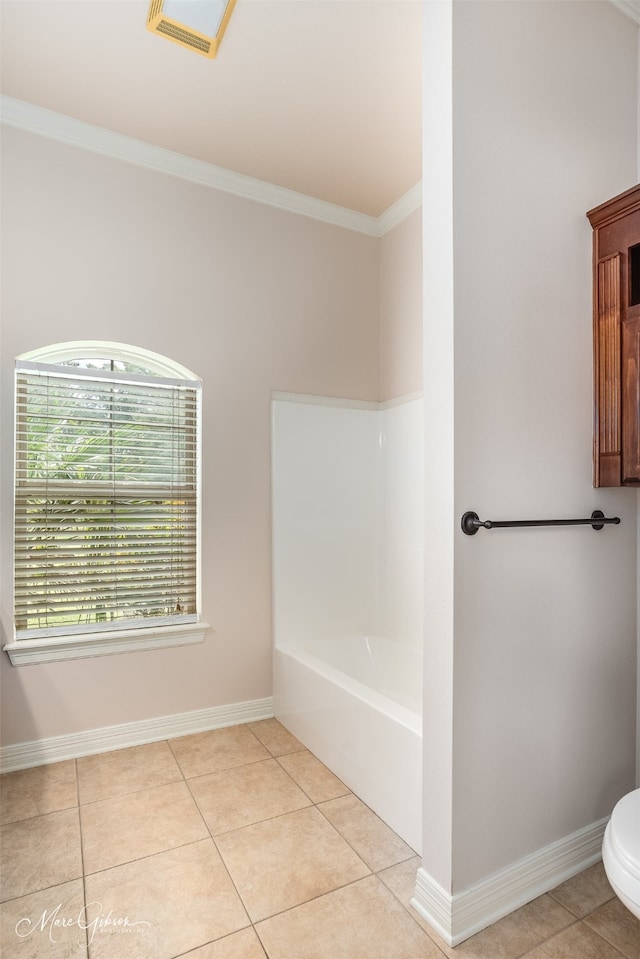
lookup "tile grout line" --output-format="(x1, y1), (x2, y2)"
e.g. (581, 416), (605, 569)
(580, 916), (637, 959)
(540, 886), (630, 959)
(512, 911), (581, 959)
(74, 757), (91, 957)
(517, 916), (630, 959)
(271, 751), (348, 808)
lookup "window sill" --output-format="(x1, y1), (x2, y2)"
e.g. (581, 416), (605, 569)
(3, 622), (210, 666)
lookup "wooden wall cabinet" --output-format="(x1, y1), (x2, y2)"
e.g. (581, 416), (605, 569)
(587, 184), (640, 487)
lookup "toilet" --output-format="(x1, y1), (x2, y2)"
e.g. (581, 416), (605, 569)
(602, 788), (640, 920)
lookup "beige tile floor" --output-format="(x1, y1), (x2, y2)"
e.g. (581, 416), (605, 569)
(1, 718), (639, 959)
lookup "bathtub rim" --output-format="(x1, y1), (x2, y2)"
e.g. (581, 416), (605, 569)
(276, 641), (422, 737)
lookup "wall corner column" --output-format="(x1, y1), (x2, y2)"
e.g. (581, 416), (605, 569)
(414, 0), (456, 930)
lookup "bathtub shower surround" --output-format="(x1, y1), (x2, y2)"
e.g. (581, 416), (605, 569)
(271, 393), (423, 853)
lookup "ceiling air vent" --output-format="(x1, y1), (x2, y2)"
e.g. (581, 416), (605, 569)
(147, 0), (236, 59)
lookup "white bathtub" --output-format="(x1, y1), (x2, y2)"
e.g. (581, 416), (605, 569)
(273, 634), (422, 854)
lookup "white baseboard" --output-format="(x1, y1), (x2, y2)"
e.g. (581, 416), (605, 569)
(411, 816), (608, 946)
(0, 697), (274, 772)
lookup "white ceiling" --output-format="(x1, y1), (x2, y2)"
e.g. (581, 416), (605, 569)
(0, 0), (423, 218)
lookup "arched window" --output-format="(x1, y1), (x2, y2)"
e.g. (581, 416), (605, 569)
(7, 342), (205, 665)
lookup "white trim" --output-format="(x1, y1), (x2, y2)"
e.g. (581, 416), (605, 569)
(411, 817), (608, 946)
(16, 357), (199, 390)
(17, 340), (199, 381)
(3, 622), (210, 666)
(377, 182), (422, 235)
(611, 1), (640, 25)
(271, 390), (423, 411)
(380, 390), (423, 410)
(0, 696), (274, 772)
(271, 391), (380, 411)
(0, 96), (419, 237)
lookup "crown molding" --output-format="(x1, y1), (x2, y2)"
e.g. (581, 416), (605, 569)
(611, 0), (640, 24)
(0, 95), (419, 237)
(377, 181), (422, 234)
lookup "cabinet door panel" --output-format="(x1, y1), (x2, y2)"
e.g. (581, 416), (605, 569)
(621, 311), (640, 483)
(595, 253), (621, 486)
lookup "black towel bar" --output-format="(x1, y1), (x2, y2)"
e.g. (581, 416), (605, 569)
(461, 510), (620, 536)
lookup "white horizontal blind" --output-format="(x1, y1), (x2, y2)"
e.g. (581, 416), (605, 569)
(14, 361), (200, 638)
